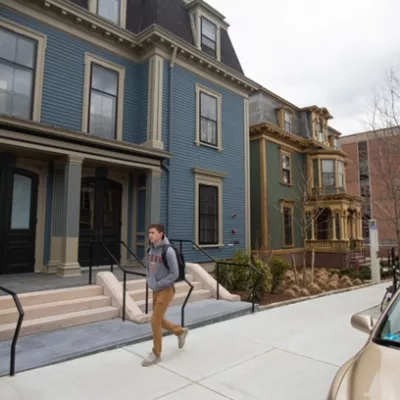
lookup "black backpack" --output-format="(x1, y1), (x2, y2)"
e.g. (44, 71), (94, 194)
(147, 243), (186, 282)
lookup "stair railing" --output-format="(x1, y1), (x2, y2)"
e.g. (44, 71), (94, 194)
(169, 239), (263, 313)
(0, 286), (24, 376)
(88, 241), (148, 318)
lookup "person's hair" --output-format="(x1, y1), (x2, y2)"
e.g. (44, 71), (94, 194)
(148, 223), (165, 234)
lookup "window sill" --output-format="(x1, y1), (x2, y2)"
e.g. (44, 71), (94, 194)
(194, 243), (225, 249)
(195, 140), (222, 152)
(280, 182), (292, 187)
(282, 245), (294, 249)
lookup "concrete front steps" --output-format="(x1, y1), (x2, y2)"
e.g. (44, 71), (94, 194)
(0, 285), (119, 341)
(124, 274), (212, 312)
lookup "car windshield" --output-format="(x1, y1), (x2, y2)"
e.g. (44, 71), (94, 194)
(375, 292), (400, 348)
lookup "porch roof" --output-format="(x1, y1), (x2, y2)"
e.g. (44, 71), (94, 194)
(0, 116), (171, 170)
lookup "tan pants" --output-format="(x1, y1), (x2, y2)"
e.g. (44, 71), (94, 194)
(151, 286), (184, 357)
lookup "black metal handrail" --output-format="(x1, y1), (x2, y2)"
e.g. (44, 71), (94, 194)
(0, 286), (24, 376)
(169, 239), (263, 313)
(88, 241), (148, 318)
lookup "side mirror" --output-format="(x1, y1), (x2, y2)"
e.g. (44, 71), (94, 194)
(351, 314), (374, 334)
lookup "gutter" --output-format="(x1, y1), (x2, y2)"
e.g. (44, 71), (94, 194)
(167, 46), (178, 235)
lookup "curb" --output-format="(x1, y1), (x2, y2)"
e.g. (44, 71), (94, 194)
(258, 280), (389, 312)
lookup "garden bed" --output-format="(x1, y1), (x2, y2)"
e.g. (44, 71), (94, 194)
(214, 250), (390, 307)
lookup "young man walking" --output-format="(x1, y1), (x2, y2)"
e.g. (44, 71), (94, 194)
(142, 223), (189, 367)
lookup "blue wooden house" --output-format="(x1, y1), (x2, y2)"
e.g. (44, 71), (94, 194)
(0, 0), (257, 277)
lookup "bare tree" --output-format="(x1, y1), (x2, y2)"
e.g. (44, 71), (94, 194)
(272, 158), (326, 286)
(292, 160), (326, 284)
(365, 67), (400, 249)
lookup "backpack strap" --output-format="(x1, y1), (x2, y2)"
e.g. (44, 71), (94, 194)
(161, 244), (172, 271)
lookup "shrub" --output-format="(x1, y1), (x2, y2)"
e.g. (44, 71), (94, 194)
(269, 257), (290, 293)
(213, 249), (272, 302)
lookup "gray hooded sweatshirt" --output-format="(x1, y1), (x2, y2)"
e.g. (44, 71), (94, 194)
(146, 235), (179, 292)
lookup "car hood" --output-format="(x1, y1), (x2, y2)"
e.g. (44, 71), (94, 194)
(341, 342), (400, 399)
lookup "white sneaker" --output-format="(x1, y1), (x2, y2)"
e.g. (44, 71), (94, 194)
(178, 328), (189, 349)
(141, 352), (160, 367)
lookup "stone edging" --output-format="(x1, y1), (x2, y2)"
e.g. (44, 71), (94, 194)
(258, 280), (388, 312)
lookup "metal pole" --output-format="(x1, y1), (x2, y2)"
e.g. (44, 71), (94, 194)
(145, 281), (149, 314)
(216, 263), (220, 300)
(89, 242), (93, 285)
(123, 271), (126, 321)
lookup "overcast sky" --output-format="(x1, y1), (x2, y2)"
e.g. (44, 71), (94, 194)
(207, 0), (400, 135)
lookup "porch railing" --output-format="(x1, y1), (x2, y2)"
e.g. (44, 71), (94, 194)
(0, 286), (24, 376)
(306, 239), (364, 252)
(169, 239), (263, 313)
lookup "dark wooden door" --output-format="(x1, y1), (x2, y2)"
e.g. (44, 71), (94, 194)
(78, 177), (122, 267)
(0, 168), (38, 275)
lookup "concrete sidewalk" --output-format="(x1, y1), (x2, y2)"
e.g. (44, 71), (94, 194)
(0, 283), (387, 400)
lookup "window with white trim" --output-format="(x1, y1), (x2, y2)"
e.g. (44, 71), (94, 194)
(0, 21), (46, 122)
(194, 168), (225, 247)
(89, 64), (118, 139)
(88, 0), (127, 28)
(98, 0), (120, 25)
(201, 17), (217, 58)
(82, 54), (125, 141)
(195, 84), (222, 150)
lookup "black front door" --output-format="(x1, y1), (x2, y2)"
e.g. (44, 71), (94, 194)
(78, 177), (122, 267)
(0, 168), (38, 275)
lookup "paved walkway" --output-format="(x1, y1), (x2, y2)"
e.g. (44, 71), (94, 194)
(0, 283), (387, 399)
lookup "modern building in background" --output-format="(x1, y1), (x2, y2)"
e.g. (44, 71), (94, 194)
(340, 128), (400, 247)
(249, 90), (363, 267)
(0, 0), (257, 277)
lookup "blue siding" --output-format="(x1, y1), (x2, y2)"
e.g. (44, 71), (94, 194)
(0, 6), (146, 145)
(168, 65), (246, 262)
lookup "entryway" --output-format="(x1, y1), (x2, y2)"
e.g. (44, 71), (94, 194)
(0, 167), (38, 275)
(78, 177), (122, 267)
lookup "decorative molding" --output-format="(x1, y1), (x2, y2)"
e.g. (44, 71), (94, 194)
(4, 0), (258, 93)
(145, 54), (164, 150)
(192, 167), (226, 178)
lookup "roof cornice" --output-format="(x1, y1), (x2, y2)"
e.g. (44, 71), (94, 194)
(23, 0), (258, 93)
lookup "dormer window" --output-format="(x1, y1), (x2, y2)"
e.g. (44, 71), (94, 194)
(201, 17), (217, 58)
(284, 111), (291, 132)
(88, 0), (127, 28)
(316, 118), (324, 142)
(97, 0), (120, 25)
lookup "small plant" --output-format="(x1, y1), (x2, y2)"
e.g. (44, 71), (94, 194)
(213, 249), (272, 302)
(269, 257), (290, 293)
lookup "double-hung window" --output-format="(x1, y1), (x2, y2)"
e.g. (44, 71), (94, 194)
(0, 27), (37, 119)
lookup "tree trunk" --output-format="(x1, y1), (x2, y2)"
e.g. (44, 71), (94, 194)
(302, 250), (307, 287)
(291, 252), (298, 286)
(311, 250), (315, 283)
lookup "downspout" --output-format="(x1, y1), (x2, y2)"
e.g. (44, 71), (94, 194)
(167, 46), (178, 235)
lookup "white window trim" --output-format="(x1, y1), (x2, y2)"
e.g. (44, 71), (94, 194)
(193, 168), (225, 248)
(0, 18), (47, 122)
(189, 9), (221, 61)
(82, 53), (125, 141)
(88, 0), (127, 28)
(195, 83), (222, 151)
